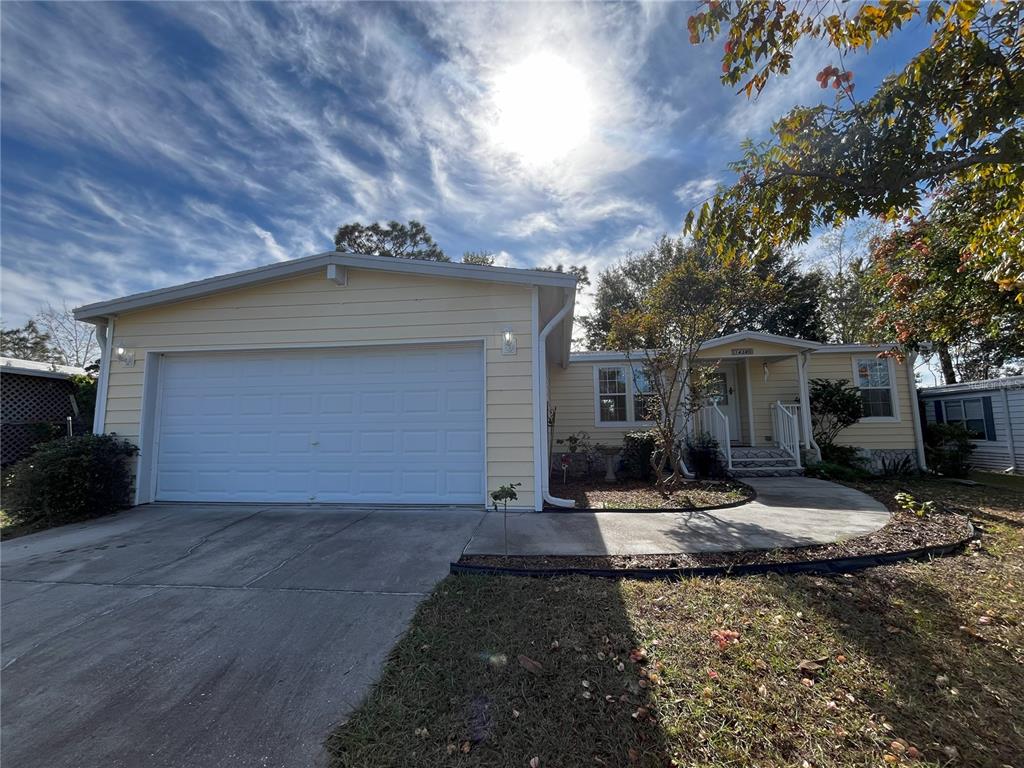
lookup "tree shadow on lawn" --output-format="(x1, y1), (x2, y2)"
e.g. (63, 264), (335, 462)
(325, 575), (673, 768)
(768, 564), (1024, 766)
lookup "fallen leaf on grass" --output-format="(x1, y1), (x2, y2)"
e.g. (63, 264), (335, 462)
(518, 655), (544, 675)
(629, 648), (648, 664)
(461, 741), (471, 754)
(530, 758), (540, 768)
(797, 657), (829, 675)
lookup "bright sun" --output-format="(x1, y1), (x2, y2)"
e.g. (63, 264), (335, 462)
(490, 52), (594, 167)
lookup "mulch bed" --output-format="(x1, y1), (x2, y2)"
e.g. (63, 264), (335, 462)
(462, 493), (973, 572)
(544, 478), (753, 511)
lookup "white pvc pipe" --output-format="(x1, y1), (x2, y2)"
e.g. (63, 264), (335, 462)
(538, 289), (576, 508)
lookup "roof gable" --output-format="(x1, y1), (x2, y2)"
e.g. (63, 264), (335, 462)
(74, 251), (577, 322)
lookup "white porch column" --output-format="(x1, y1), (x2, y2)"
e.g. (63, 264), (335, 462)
(744, 358), (755, 446)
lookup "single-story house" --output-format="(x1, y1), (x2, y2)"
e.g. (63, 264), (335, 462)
(74, 252), (925, 510)
(551, 333), (924, 476)
(0, 357), (87, 466)
(919, 375), (1024, 475)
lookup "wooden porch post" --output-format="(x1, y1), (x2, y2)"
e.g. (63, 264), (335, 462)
(797, 352), (814, 452)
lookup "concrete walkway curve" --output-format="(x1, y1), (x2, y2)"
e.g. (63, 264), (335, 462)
(463, 477), (891, 556)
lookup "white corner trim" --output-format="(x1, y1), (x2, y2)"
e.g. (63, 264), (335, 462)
(93, 317), (113, 435)
(531, 287), (543, 511)
(906, 351), (928, 470)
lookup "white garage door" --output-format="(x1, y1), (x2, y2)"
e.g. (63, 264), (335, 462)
(153, 344), (485, 504)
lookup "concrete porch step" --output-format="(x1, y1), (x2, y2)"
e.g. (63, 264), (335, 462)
(732, 458), (797, 469)
(732, 446), (793, 460)
(731, 466), (805, 478)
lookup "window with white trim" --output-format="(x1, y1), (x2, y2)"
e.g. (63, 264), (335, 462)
(596, 365), (656, 424)
(854, 357), (895, 418)
(941, 397), (992, 440)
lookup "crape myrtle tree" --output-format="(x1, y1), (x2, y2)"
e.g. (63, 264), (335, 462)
(686, 1), (1024, 300)
(580, 243), (824, 349)
(606, 237), (775, 493)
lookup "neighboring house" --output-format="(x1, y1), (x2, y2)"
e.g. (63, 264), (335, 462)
(551, 332), (925, 476)
(0, 357), (87, 466)
(74, 253), (925, 510)
(919, 376), (1024, 475)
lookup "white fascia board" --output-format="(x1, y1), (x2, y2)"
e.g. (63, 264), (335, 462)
(700, 331), (822, 351)
(920, 375), (1024, 396)
(569, 350), (654, 363)
(0, 357), (86, 379)
(73, 251), (578, 322)
(815, 343), (899, 354)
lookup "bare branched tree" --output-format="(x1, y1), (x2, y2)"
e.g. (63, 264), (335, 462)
(35, 302), (98, 367)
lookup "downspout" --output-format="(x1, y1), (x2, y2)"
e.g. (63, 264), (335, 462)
(906, 351), (928, 471)
(538, 288), (575, 509)
(1000, 386), (1017, 474)
(92, 317), (115, 435)
(799, 351), (822, 463)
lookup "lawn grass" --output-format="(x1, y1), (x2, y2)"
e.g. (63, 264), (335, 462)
(327, 477), (1023, 768)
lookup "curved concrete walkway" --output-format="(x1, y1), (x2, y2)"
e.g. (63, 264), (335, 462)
(463, 477), (891, 556)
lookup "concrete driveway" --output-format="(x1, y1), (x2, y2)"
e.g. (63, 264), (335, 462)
(1, 503), (487, 768)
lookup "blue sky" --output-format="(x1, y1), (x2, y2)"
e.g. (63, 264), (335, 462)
(1, 2), (928, 326)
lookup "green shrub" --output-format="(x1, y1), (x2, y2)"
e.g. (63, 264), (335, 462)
(622, 430), (657, 480)
(685, 432), (725, 479)
(2, 434), (138, 529)
(805, 461), (871, 482)
(819, 443), (866, 468)
(925, 423), (975, 478)
(810, 378), (863, 447)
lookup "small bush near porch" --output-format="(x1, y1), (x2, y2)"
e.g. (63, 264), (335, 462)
(547, 478), (752, 510)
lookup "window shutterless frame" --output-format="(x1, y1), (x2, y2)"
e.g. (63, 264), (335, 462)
(593, 364), (656, 426)
(851, 356), (900, 422)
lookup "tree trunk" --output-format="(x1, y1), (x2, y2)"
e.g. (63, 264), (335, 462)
(936, 343), (957, 385)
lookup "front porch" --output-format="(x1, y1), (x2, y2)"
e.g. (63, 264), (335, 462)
(690, 333), (822, 475)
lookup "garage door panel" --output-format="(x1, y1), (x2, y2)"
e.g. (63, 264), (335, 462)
(154, 344), (485, 503)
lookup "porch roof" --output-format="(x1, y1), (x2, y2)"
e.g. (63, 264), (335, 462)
(698, 331), (821, 358)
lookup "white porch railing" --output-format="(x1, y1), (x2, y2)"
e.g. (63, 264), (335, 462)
(771, 401), (801, 468)
(700, 400), (732, 470)
(779, 403), (806, 447)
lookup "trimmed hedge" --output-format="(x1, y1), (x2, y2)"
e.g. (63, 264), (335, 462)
(2, 434), (138, 529)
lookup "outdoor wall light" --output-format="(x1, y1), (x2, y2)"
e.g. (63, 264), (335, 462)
(116, 346), (136, 367)
(501, 328), (517, 355)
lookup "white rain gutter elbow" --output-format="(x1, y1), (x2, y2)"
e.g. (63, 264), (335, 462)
(538, 289), (576, 509)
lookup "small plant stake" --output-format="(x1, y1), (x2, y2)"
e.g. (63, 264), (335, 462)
(491, 482), (522, 557)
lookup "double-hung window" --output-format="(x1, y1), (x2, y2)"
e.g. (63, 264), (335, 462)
(596, 365), (656, 424)
(940, 398), (993, 440)
(853, 357), (896, 419)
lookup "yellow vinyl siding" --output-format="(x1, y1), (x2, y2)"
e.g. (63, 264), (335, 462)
(549, 361), (651, 448)
(809, 352), (916, 449)
(102, 268), (536, 508)
(746, 357), (799, 445)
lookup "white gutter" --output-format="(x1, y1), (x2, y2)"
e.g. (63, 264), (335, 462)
(92, 317), (114, 435)
(536, 288), (576, 510)
(799, 351), (822, 463)
(906, 351), (928, 471)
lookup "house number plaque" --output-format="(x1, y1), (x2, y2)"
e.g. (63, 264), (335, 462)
(730, 348), (754, 356)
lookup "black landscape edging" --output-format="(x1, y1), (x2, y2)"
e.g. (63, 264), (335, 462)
(450, 522), (977, 580)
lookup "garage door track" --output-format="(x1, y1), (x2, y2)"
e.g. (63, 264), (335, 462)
(1, 503), (486, 768)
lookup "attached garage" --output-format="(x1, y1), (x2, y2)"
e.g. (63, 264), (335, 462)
(153, 344), (484, 503)
(74, 251), (578, 510)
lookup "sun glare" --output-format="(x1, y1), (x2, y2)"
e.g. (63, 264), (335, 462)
(490, 52), (594, 167)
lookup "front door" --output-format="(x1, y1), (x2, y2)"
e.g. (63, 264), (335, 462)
(709, 368), (741, 444)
